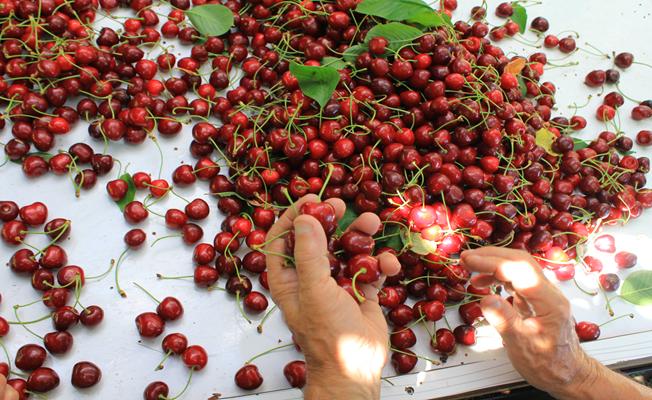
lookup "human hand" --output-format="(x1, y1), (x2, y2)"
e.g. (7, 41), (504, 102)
(460, 247), (595, 399)
(266, 194), (400, 399)
(0, 376), (18, 400)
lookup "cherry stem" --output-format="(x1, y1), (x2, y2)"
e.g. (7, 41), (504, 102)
(163, 367), (194, 400)
(114, 248), (130, 298)
(256, 304), (278, 334)
(150, 234), (183, 248)
(157, 274), (193, 280)
(244, 343), (294, 365)
(133, 282), (161, 304)
(12, 306), (43, 341)
(390, 347), (440, 365)
(86, 259), (115, 281)
(317, 164), (334, 200)
(0, 339), (12, 370)
(7, 313), (52, 325)
(235, 291), (252, 325)
(350, 268), (367, 303)
(573, 277), (598, 296)
(599, 313), (634, 327)
(156, 350), (172, 371)
(602, 289), (615, 317)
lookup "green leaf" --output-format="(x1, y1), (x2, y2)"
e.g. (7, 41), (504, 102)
(337, 205), (359, 235)
(618, 149), (637, 156)
(376, 224), (403, 251)
(407, 10), (452, 28)
(342, 45), (367, 63)
(400, 230), (438, 255)
(321, 57), (348, 70)
(511, 3), (527, 34)
(535, 128), (558, 155)
(289, 62), (340, 109)
(9, 152), (53, 164)
(572, 137), (590, 150)
(115, 173), (136, 212)
(364, 22), (423, 52)
(186, 4), (234, 38)
(621, 270), (652, 306)
(517, 75), (527, 97)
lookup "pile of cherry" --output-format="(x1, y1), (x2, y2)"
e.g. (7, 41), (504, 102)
(1, 0), (652, 396)
(1, 201), (103, 396)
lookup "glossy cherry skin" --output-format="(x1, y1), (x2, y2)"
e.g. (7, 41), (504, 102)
(432, 328), (456, 354)
(235, 364), (264, 390)
(15, 344), (47, 371)
(300, 202), (337, 235)
(182, 345), (208, 370)
(80, 305), (104, 327)
(453, 325), (477, 346)
(27, 367), (60, 392)
(144, 381), (169, 400)
(44, 331), (74, 354)
(71, 361), (102, 388)
(135, 312), (165, 338)
(156, 297), (184, 321)
(339, 230), (375, 255)
(0, 201), (19, 221)
(614, 251), (637, 269)
(575, 321), (600, 342)
(283, 360), (306, 388)
(243, 291), (268, 313)
(347, 254), (381, 284)
(391, 349), (418, 373)
(162, 333), (188, 355)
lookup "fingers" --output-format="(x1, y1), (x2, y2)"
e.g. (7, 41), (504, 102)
(0, 375), (5, 398)
(293, 215), (331, 289)
(267, 194), (321, 240)
(461, 249), (560, 316)
(377, 251), (401, 278)
(5, 386), (18, 400)
(346, 212), (381, 236)
(480, 295), (521, 340)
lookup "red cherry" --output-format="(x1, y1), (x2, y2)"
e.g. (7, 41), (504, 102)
(162, 333), (188, 355)
(15, 344), (47, 371)
(157, 297), (184, 321)
(135, 312), (165, 337)
(71, 361), (102, 388)
(144, 381), (169, 400)
(27, 367), (60, 393)
(182, 345), (208, 370)
(615, 251), (637, 269)
(575, 321), (600, 342)
(283, 360), (306, 388)
(235, 364), (264, 390)
(453, 324), (477, 346)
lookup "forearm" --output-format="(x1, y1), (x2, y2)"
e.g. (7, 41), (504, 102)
(555, 356), (652, 400)
(304, 368), (380, 400)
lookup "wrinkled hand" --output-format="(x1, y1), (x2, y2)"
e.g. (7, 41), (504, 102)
(0, 376), (18, 400)
(266, 194), (400, 399)
(461, 247), (594, 399)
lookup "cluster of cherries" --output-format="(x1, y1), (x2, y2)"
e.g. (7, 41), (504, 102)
(0, 201), (103, 396)
(1, 0), (651, 396)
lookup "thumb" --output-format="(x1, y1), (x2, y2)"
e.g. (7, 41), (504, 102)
(293, 215), (331, 289)
(480, 295), (521, 340)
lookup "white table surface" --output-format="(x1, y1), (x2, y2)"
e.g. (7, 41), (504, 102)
(1, 0), (652, 399)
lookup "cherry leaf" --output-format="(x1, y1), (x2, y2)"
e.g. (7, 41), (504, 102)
(620, 270), (652, 306)
(535, 128), (558, 155)
(115, 173), (136, 212)
(511, 3), (528, 34)
(337, 205), (358, 235)
(342, 45), (367, 63)
(572, 137), (590, 150)
(364, 22), (423, 52)
(517, 75), (527, 97)
(289, 62), (340, 109)
(9, 152), (53, 164)
(356, 0), (451, 28)
(504, 58), (526, 75)
(321, 57), (348, 70)
(401, 230), (438, 255)
(186, 4), (234, 38)
(376, 224), (403, 251)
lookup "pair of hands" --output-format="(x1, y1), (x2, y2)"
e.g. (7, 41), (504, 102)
(265, 195), (596, 399)
(0, 376), (17, 400)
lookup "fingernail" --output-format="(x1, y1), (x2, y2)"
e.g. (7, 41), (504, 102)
(294, 218), (313, 235)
